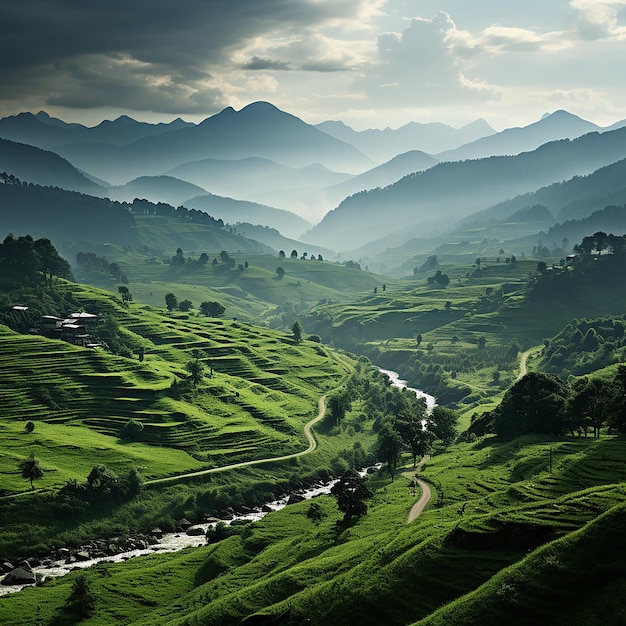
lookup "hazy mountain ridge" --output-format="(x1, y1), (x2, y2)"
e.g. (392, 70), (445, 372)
(436, 110), (604, 161)
(315, 117), (495, 162)
(0, 137), (104, 194)
(464, 157), (626, 227)
(167, 156), (352, 221)
(101, 175), (210, 206)
(0, 181), (138, 250)
(183, 193), (312, 240)
(0, 111), (193, 149)
(231, 222), (333, 258)
(325, 150), (439, 206)
(305, 126), (626, 252)
(52, 102), (374, 185)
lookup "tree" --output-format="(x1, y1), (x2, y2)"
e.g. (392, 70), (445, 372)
(275, 266), (285, 279)
(567, 378), (613, 438)
(87, 464), (118, 491)
(477, 336), (486, 350)
(120, 419), (144, 441)
(377, 422), (404, 480)
(537, 261), (548, 274)
(118, 285), (132, 303)
(292, 320), (303, 344)
(396, 406), (431, 467)
(178, 299), (193, 312)
(493, 372), (569, 439)
(327, 391), (351, 426)
(185, 358), (204, 386)
(33, 237), (73, 285)
(290, 249), (298, 259)
(67, 573), (97, 619)
(330, 469), (372, 521)
(20, 455), (44, 490)
(25, 421), (35, 433)
(200, 301), (225, 317)
(279, 250), (286, 258)
(427, 406), (459, 446)
(219, 250), (231, 263)
(165, 292), (178, 311)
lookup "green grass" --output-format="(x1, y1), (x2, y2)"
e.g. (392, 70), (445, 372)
(0, 281), (361, 496)
(2, 430), (624, 625)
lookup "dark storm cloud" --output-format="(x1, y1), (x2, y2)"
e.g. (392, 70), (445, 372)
(1, 0), (370, 113)
(243, 57), (293, 71)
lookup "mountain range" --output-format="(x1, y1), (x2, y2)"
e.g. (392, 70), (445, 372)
(52, 102), (373, 184)
(304, 125), (626, 252)
(315, 117), (495, 162)
(3, 102), (626, 258)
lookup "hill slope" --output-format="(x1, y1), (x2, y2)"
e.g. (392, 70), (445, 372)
(0, 138), (104, 194)
(437, 110), (601, 161)
(305, 126), (626, 252)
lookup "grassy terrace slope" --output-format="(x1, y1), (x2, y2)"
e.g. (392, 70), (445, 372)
(0, 282), (354, 496)
(2, 433), (624, 625)
(306, 254), (626, 412)
(74, 244), (394, 326)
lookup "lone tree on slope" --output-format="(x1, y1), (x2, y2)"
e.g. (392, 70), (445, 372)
(292, 321), (303, 344)
(330, 469), (373, 521)
(20, 455), (44, 490)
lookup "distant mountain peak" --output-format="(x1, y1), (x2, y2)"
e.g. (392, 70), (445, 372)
(240, 101), (281, 113)
(540, 109), (585, 123)
(462, 118), (495, 133)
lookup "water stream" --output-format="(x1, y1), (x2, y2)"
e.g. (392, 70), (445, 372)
(378, 367), (437, 411)
(1, 367), (432, 595)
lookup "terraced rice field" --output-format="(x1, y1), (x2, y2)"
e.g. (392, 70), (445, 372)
(0, 286), (354, 494)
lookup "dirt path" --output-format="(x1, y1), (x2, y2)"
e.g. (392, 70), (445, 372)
(145, 395), (328, 486)
(407, 479), (431, 523)
(518, 346), (541, 380)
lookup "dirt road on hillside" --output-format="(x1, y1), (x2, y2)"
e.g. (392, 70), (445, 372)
(407, 479), (431, 523)
(145, 395), (328, 486)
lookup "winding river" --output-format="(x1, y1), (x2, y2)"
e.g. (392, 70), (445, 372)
(378, 367), (437, 411)
(1, 367), (432, 596)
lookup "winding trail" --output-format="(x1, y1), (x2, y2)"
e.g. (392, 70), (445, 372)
(518, 346), (541, 380)
(403, 455), (432, 523)
(407, 479), (431, 523)
(145, 395), (328, 486)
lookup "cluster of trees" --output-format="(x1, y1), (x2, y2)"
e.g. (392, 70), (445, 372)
(377, 401), (458, 479)
(542, 314), (626, 375)
(129, 198), (224, 228)
(326, 366), (458, 480)
(20, 455), (143, 501)
(469, 369), (626, 439)
(75, 251), (128, 284)
(278, 250), (324, 261)
(163, 293), (226, 318)
(0, 234), (72, 284)
(574, 231), (626, 256)
(531, 231), (626, 298)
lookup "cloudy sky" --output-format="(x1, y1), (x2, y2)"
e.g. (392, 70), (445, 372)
(3, 0), (626, 130)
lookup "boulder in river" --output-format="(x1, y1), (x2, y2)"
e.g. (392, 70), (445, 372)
(185, 527), (205, 537)
(2, 567), (36, 585)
